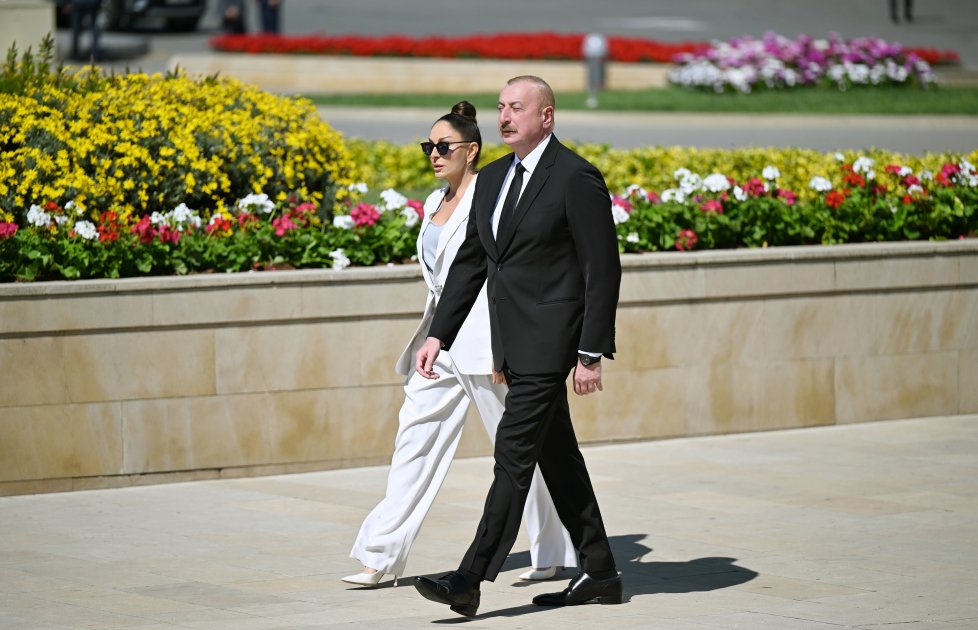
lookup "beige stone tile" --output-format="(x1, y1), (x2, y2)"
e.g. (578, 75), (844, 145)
(961, 351), (978, 414)
(0, 337), (67, 406)
(960, 251), (978, 284)
(835, 352), (959, 423)
(356, 317), (421, 386)
(614, 304), (704, 370)
(619, 266), (705, 303)
(0, 293), (154, 335)
(214, 321), (361, 394)
(685, 360), (836, 435)
(0, 478), (72, 496)
(704, 260), (835, 299)
(63, 330), (215, 403)
(834, 255), (959, 291)
(875, 290), (977, 355)
(0, 403), (122, 482)
(698, 300), (768, 365)
(152, 284), (303, 327)
(269, 386), (404, 466)
(761, 295), (876, 361)
(299, 275), (426, 319)
(122, 394), (276, 474)
(572, 366), (688, 442)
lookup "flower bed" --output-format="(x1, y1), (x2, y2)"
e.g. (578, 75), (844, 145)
(208, 30), (959, 72)
(3, 149), (975, 282)
(209, 31), (708, 64)
(669, 32), (946, 92)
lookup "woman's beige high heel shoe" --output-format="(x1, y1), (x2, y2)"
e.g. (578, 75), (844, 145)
(518, 566), (558, 580)
(342, 569), (386, 587)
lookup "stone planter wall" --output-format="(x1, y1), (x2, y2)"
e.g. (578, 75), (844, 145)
(1, 241), (976, 495)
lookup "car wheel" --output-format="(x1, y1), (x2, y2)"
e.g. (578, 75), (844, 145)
(165, 16), (200, 32)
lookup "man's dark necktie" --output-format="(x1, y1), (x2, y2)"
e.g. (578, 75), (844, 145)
(497, 163), (525, 236)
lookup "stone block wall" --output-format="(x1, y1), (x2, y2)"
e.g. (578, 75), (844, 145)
(1, 241), (975, 495)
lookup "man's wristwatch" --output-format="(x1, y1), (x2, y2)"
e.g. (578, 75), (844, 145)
(578, 353), (601, 366)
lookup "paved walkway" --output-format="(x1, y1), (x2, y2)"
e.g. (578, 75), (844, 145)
(2, 414), (977, 629)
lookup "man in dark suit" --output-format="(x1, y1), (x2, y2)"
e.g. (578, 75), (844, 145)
(413, 75), (623, 616)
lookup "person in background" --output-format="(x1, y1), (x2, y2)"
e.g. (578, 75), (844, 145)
(342, 100), (577, 589)
(255, 0), (282, 34)
(219, 0), (247, 34)
(68, 0), (101, 62)
(890, 0), (914, 23)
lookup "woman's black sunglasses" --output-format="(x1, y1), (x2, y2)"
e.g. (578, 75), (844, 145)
(420, 140), (469, 157)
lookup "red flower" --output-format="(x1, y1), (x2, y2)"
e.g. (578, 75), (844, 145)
(206, 216), (234, 235)
(884, 164), (903, 174)
(903, 174), (921, 187)
(132, 215), (156, 244)
(0, 222), (18, 238)
(872, 185), (888, 196)
(675, 229), (698, 251)
(843, 171), (865, 187)
(238, 212), (258, 228)
(350, 202), (380, 227)
(825, 190), (846, 209)
(700, 198), (724, 214)
(646, 191), (661, 204)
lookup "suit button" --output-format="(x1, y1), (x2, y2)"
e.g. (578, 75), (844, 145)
(496, 264), (503, 271)
(491, 297), (497, 304)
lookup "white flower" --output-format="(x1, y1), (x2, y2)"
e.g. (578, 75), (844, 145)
(171, 203), (198, 226)
(348, 182), (368, 194)
(960, 159), (976, 174)
(809, 176), (833, 192)
(27, 204), (51, 227)
(907, 184), (924, 195)
(330, 248), (351, 270)
(833, 152), (846, 162)
(702, 173), (731, 192)
(733, 186), (748, 202)
(74, 220), (98, 240)
(379, 188), (407, 212)
(898, 166), (913, 177)
(920, 170), (934, 181)
(150, 211), (166, 225)
(332, 215), (355, 230)
(237, 193), (275, 214)
(625, 184), (648, 199)
(401, 206), (419, 228)
(611, 204), (630, 224)
(673, 167), (693, 180)
(65, 200), (82, 215)
(53, 214), (70, 226)
(678, 173), (702, 195)
(762, 166), (780, 181)
(852, 157), (876, 175)
(626, 232), (640, 243)
(661, 188), (687, 204)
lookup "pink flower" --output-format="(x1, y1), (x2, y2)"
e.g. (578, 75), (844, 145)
(611, 195), (633, 212)
(272, 214), (298, 236)
(675, 229), (698, 251)
(350, 202), (380, 227)
(776, 189), (797, 205)
(132, 215), (156, 244)
(700, 198), (724, 213)
(646, 191), (661, 204)
(743, 177), (768, 197)
(0, 222), (18, 238)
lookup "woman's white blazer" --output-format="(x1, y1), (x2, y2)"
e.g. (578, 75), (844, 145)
(394, 176), (493, 376)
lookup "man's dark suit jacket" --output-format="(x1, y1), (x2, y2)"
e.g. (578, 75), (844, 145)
(429, 136), (621, 375)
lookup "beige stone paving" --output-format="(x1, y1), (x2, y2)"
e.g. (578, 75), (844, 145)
(1, 415), (977, 629)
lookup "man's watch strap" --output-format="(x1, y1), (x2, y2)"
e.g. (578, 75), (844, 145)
(578, 352), (601, 366)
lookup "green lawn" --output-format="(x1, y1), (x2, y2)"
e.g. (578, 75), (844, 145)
(307, 85), (978, 115)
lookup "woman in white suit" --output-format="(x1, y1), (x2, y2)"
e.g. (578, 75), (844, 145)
(343, 102), (576, 587)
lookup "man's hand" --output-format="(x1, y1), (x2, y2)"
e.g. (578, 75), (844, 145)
(573, 359), (603, 396)
(415, 337), (443, 379)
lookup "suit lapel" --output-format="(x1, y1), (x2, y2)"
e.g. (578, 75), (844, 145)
(478, 161), (509, 260)
(494, 138), (560, 257)
(432, 176), (476, 273)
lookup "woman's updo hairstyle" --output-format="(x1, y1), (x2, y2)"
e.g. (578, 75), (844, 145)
(438, 100), (482, 170)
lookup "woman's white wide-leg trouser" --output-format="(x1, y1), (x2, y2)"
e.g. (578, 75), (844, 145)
(350, 350), (576, 578)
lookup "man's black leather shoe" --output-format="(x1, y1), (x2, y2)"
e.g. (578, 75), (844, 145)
(532, 572), (623, 606)
(413, 571), (481, 617)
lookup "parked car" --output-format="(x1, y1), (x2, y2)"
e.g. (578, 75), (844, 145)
(55, 0), (207, 32)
